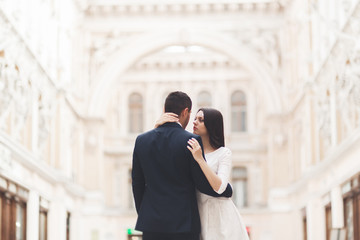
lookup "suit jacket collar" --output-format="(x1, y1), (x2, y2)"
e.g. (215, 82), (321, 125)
(158, 122), (183, 129)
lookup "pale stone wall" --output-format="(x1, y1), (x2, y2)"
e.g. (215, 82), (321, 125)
(0, 0), (359, 239)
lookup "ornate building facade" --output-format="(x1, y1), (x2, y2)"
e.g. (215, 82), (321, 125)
(0, 0), (359, 240)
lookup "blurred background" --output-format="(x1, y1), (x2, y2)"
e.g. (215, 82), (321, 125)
(0, 0), (360, 240)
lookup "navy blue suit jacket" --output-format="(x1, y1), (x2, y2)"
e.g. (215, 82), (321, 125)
(132, 122), (232, 234)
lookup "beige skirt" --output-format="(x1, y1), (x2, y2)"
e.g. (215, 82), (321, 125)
(197, 192), (250, 240)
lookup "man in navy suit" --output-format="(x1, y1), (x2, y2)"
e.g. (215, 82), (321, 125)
(132, 91), (232, 240)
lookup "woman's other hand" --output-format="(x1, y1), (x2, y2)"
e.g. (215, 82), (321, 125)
(187, 138), (205, 163)
(154, 113), (179, 128)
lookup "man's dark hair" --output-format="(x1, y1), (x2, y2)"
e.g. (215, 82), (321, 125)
(198, 108), (225, 149)
(164, 91), (192, 115)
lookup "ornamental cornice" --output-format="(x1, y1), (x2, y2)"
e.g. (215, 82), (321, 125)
(0, 131), (87, 199)
(0, 8), (58, 89)
(85, 1), (283, 16)
(312, 2), (360, 154)
(314, 2), (360, 85)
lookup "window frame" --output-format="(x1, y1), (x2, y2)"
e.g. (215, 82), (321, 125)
(39, 207), (48, 240)
(325, 204), (332, 240)
(197, 91), (212, 109)
(302, 207), (308, 240)
(342, 174), (360, 240)
(231, 91), (247, 132)
(232, 166), (248, 208)
(15, 199), (27, 240)
(128, 93), (144, 133)
(0, 179), (28, 240)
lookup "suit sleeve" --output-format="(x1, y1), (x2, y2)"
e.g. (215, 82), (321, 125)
(189, 136), (232, 198)
(132, 139), (146, 214)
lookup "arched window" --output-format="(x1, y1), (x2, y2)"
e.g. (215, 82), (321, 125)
(198, 91), (212, 108)
(231, 91), (247, 132)
(129, 93), (143, 133)
(232, 167), (248, 207)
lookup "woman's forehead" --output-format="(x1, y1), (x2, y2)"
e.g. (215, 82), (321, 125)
(196, 111), (204, 117)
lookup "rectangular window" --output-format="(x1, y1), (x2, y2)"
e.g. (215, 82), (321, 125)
(2, 195), (13, 240)
(129, 93), (143, 133)
(344, 197), (354, 240)
(15, 202), (26, 240)
(325, 205), (332, 240)
(341, 175), (360, 240)
(355, 193), (360, 240)
(0, 194), (2, 238)
(130, 109), (143, 133)
(231, 108), (247, 132)
(66, 212), (70, 240)
(302, 208), (307, 240)
(0, 181), (28, 240)
(241, 111), (247, 132)
(231, 91), (247, 132)
(0, 194), (26, 240)
(0, 195), (3, 239)
(232, 167), (247, 208)
(39, 210), (47, 240)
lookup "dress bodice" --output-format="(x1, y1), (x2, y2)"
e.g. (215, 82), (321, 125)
(196, 147), (250, 240)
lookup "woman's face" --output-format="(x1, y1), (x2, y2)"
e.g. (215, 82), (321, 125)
(193, 111), (208, 136)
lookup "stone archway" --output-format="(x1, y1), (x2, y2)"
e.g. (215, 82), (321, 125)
(88, 29), (282, 118)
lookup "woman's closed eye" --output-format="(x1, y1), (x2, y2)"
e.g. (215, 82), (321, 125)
(195, 117), (204, 122)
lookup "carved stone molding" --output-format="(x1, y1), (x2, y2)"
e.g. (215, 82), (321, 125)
(88, 32), (141, 84)
(316, 87), (331, 150)
(0, 13), (58, 153)
(0, 58), (32, 138)
(86, 1), (283, 16)
(0, 142), (12, 171)
(313, 1), (360, 146)
(245, 30), (281, 74)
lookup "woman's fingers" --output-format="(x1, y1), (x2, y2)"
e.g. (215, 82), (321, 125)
(165, 112), (178, 116)
(188, 138), (199, 147)
(188, 139), (201, 153)
(187, 145), (196, 154)
(164, 113), (178, 122)
(164, 112), (178, 118)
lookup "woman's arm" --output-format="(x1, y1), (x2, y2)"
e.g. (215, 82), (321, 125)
(154, 113), (179, 128)
(189, 136), (233, 198)
(187, 138), (229, 193)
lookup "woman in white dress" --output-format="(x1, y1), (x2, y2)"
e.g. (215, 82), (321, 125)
(156, 108), (250, 240)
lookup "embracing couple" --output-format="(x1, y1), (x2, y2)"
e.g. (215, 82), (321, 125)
(132, 91), (249, 240)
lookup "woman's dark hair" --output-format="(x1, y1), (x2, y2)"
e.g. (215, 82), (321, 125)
(198, 108), (225, 149)
(164, 91), (192, 115)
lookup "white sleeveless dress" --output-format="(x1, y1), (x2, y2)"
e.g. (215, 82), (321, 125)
(196, 147), (250, 240)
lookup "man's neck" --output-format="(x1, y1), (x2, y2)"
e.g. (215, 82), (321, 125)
(178, 118), (187, 129)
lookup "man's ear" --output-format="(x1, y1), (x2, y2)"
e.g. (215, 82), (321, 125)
(181, 108), (189, 117)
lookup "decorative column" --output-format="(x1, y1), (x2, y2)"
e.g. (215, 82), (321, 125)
(70, 199), (84, 240)
(48, 186), (67, 240)
(306, 198), (326, 240)
(329, 77), (338, 147)
(26, 190), (40, 240)
(331, 186), (344, 228)
(31, 87), (39, 154)
(83, 118), (105, 191)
